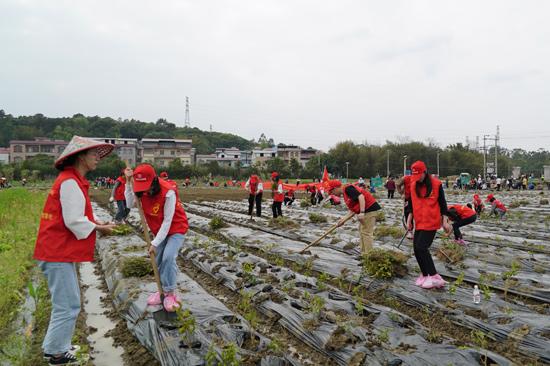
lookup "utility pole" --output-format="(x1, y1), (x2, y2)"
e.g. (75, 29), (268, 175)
(482, 135), (489, 181)
(184, 96), (191, 127)
(495, 125), (500, 177)
(437, 152), (440, 177)
(346, 162), (350, 181)
(403, 155), (408, 176)
(386, 150), (390, 177)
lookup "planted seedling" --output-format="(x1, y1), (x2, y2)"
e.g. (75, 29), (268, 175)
(220, 343), (239, 366)
(307, 295), (325, 317)
(238, 290), (258, 330)
(176, 308), (196, 347)
(502, 261), (521, 300)
(317, 272), (330, 291)
(205, 344), (218, 366)
(309, 213), (327, 223)
(120, 257), (153, 278)
(241, 262), (257, 285)
(362, 249), (408, 279)
(448, 271), (465, 295)
(377, 328), (390, 344)
(209, 215), (227, 230)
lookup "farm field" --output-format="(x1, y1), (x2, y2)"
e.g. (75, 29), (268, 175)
(2, 186), (549, 365)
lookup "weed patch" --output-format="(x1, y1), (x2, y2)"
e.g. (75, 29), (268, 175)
(362, 249), (408, 279)
(308, 213), (327, 224)
(268, 216), (300, 229)
(121, 257), (153, 278)
(374, 225), (405, 239)
(209, 215), (227, 230)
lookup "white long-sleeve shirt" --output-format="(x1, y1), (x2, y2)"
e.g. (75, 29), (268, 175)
(60, 179), (96, 240)
(125, 183), (176, 247)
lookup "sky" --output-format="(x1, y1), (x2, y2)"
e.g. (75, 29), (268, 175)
(1, 0), (549, 152)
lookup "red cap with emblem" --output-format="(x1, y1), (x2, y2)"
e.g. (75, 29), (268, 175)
(133, 164), (156, 193)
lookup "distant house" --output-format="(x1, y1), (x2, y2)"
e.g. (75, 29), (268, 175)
(140, 138), (193, 167)
(251, 147), (277, 165)
(0, 148), (9, 164)
(277, 144), (301, 163)
(300, 147), (321, 167)
(9, 138), (69, 163)
(215, 147), (241, 167)
(91, 137), (138, 166)
(195, 154), (218, 165)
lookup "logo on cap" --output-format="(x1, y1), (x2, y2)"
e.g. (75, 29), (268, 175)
(135, 173), (147, 182)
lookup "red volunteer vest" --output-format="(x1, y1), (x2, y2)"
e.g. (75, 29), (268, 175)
(411, 176), (442, 231)
(272, 183), (284, 202)
(140, 179), (188, 236)
(448, 204), (476, 219)
(343, 184), (377, 214)
(473, 197), (482, 207)
(34, 168), (96, 262)
(403, 175), (412, 199)
(249, 178), (259, 194)
(114, 176), (126, 201)
(493, 200), (507, 212)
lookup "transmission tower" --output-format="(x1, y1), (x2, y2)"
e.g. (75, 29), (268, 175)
(184, 96), (190, 127)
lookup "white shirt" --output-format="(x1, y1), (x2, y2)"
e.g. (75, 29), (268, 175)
(496, 178), (501, 184)
(125, 183), (176, 247)
(60, 179), (96, 240)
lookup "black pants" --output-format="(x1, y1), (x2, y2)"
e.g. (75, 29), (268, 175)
(413, 230), (437, 276)
(310, 193), (317, 205)
(272, 201), (282, 218)
(474, 205), (482, 216)
(387, 190), (395, 199)
(248, 193), (262, 217)
(452, 214), (477, 239)
(284, 197), (294, 206)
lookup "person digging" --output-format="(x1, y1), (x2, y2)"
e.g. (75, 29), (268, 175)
(445, 204), (477, 245)
(486, 193), (507, 219)
(245, 174), (263, 218)
(125, 164), (189, 312)
(327, 179), (382, 258)
(34, 136), (116, 365)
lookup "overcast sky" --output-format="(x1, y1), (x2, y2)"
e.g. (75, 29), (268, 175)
(1, 0), (549, 151)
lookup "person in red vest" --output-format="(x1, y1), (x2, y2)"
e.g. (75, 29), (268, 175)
(409, 160), (452, 289)
(284, 188), (296, 206)
(271, 172), (284, 218)
(385, 176), (396, 199)
(397, 175), (414, 239)
(327, 179), (381, 255)
(110, 170), (130, 224)
(472, 194), (484, 216)
(125, 164), (189, 312)
(245, 174), (263, 217)
(486, 194), (507, 218)
(446, 204), (477, 245)
(184, 177), (191, 187)
(34, 136), (116, 365)
(160, 171), (177, 190)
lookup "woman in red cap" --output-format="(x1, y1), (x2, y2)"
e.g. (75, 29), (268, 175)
(408, 160), (451, 289)
(34, 136), (116, 365)
(472, 194), (484, 216)
(486, 194), (507, 218)
(125, 164), (189, 312)
(271, 172), (284, 218)
(328, 179), (381, 255)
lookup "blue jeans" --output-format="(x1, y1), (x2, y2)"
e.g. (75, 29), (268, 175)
(155, 234), (185, 292)
(38, 261), (81, 355)
(115, 200), (129, 222)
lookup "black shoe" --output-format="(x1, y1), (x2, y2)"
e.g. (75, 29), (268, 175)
(48, 351), (79, 365)
(44, 345), (80, 361)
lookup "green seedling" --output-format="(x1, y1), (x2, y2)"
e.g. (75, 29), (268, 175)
(176, 308), (196, 346)
(220, 342), (239, 366)
(209, 215), (227, 230)
(308, 213), (327, 223)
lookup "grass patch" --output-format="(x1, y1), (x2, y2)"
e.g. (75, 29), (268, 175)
(308, 213), (327, 224)
(362, 249), (409, 279)
(120, 257), (153, 278)
(268, 216), (300, 229)
(209, 215), (227, 230)
(540, 198), (549, 205)
(375, 211), (386, 222)
(374, 225), (405, 239)
(300, 198), (311, 208)
(0, 189), (46, 341)
(110, 224), (133, 236)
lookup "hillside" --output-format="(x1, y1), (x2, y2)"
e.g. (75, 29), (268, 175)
(0, 110), (255, 154)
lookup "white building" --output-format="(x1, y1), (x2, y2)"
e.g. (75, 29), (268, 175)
(0, 148), (9, 164)
(92, 137), (138, 166)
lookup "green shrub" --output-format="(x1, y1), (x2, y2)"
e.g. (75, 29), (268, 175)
(374, 225), (404, 239)
(375, 211), (386, 222)
(362, 249), (408, 279)
(120, 257), (153, 278)
(309, 213), (327, 224)
(300, 198), (311, 208)
(436, 239), (465, 263)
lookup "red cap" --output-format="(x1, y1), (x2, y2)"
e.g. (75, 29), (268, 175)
(160, 171), (168, 178)
(133, 164), (156, 193)
(473, 194), (480, 199)
(326, 179), (342, 193)
(271, 171), (279, 180)
(485, 194), (494, 202)
(411, 161), (427, 176)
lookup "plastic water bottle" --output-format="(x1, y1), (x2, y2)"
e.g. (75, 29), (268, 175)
(473, 285), (481, 304)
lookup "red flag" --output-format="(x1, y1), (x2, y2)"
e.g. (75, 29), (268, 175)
(322, 166), (329, 182)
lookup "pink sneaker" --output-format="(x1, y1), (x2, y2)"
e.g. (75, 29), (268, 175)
(421, 275), (446, 289)
(415, 275), (426, 286)
(147, 291), (162, 305)
(455, 239), (467, 246)
(163, 293), (181, 312)
(432, 274), (447, 288)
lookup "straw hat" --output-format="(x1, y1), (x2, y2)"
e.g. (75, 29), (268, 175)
(55, 136), (115, 169)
